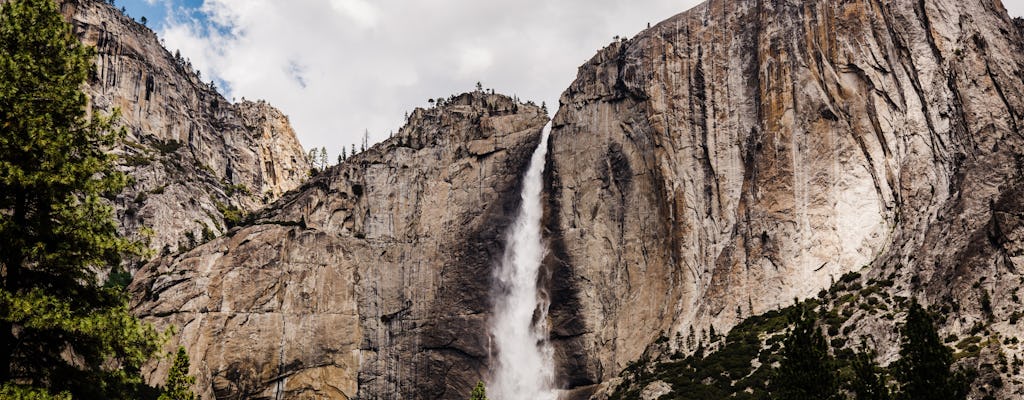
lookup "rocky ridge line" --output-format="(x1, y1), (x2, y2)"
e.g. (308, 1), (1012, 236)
(544, 0), (1024, 398)
(130, 92), (549, 399)
(61, 0), (309, 260)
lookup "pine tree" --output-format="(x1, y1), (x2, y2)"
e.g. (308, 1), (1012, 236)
(0, 0), (164, 397)
(894, 300), (970, 400)
(319, 146), (327, 170)
(850, 346), (890, 400)
(158, 347), (196, 400)
(770, 305), (840, 400)
(307, 148), (318, 173)
(468, 381), (487, 400)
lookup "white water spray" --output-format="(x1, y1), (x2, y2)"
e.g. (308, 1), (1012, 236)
(488, 123), (557, 400)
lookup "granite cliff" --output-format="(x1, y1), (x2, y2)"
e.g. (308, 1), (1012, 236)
(108, 0), (1024, 398)
(62, 0), (309, 260)
(130, 93), (548, 399)
(544, 0), (1024, 397)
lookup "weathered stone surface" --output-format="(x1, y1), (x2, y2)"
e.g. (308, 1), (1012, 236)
(61, 0), (309, 258)
(87, 0), (1024, 397)
(130, 93), (548, 399)
(545, 0), (1024, 396)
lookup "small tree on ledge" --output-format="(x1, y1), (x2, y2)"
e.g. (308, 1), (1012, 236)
(469, 381), (488, 400)
(159, 347), (197, 400)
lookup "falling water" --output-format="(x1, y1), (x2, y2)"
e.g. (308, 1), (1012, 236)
(488, 123), (557, 400)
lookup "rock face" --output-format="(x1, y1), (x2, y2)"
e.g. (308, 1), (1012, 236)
(108, 0), (1024, 397)
(61, 0), (309, 258)
(130, 93), (549, 399)
(545, 0), (1024, 395)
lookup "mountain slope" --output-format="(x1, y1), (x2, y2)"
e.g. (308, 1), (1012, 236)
(544, 0), (1024, 396)
(100, 0), (1024, 398)
(129, 93), (548, 399)
(61, 0), (309, 259)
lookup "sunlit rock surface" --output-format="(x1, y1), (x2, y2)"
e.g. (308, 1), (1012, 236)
(62, 0), (309, 257)
(545, 0), (1024, 397)
(130, 93), (548, 399)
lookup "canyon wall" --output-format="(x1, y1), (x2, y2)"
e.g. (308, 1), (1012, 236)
(62, 0), (309, 258)
(544, 0), (1024, 395)
(130, 93), (549, 399)
(80, 0), (1024, 397)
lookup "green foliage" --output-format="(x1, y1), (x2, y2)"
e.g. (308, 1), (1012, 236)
(893, 300), (970, 400)
(0, 0), (164, 396)
(610, 306), (798, 400)
(158, 347), (196, 400)
(104, 266), (133, 290)
(605, 280), (981, 400)
(0, 383), (70, 400)
(468, 380), (488, 400)
(770, 305), (840, 400)
(850, 347), (890, 400)
(215, 200), (246, 229)
(223, 182), (251, 197)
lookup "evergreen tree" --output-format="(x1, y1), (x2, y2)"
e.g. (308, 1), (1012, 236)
(850, 346), (890, 400)
(341, 147), (347, 161)
(769, 305), (840, 400)
(468, 381), (487, 400)
(306, 148), (318, 173)
(894, 300), (970, 400)
(0, 0), (163, 397)
(319, 146), (327, 170)
(158, 347), (196, 400)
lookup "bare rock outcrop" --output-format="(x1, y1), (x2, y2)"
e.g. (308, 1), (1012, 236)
(61, 0), (309, 258)
(85, 0), (1024, 396)
(545, 0), (1024, 395)
(129, 93), (549, 399)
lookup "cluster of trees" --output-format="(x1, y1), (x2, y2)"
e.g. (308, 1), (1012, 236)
(772, 300), (970, 400)
(308, 131), (373, 174)
(1, 0), (196, 398)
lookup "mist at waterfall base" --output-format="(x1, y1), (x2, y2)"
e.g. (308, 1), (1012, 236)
(487, 123), (557, 400)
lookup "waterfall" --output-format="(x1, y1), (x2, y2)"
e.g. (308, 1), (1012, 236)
(488, 123), (557, 400)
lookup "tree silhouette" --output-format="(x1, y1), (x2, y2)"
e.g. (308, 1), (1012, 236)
(770, 305), (840, 400)
(894, 300), (970, 400)
(850, 345), (890, 400)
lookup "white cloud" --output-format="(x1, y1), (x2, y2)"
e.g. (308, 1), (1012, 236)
(329, 0), (379, 28)
(457, 46), (494, 78)
(156, 0), (702, 156)
(162, 1), (1023, 158)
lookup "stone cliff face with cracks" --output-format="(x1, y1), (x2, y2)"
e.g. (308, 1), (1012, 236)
(129, 93), (549, 399)
(544, 0), (1024, 396)
(61, 0), (309, 259)
(83, 0), (1024, 397)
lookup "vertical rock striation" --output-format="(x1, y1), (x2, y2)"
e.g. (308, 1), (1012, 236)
(546, 0), (1024, 393)
(60, 0), (309, 257)
(68, 0), (1024, 396)
(129, 93), (549, 399)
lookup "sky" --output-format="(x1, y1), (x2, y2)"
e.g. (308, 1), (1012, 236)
(120, 0), (1024, 158)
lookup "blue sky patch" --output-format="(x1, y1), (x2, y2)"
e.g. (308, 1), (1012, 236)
(119, 0), (205, 31)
